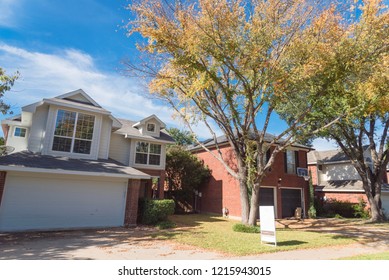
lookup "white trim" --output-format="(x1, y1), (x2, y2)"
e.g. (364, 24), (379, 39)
(124, 134), (174, 144)
(55, 89), (101, 107)
(42, 99), (110, 115)
(0, 166), (151, 179)
(13, 126), (27, 138)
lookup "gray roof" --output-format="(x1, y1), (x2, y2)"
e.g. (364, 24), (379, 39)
(189, 133), (312, 151)
(115, 119), (175, 143)
(308, 149), (349, 164)
(0, 151), (150, 179)
(316, 180), (389, 192)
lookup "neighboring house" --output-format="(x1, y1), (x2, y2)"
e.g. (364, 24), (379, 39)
(307, 149), (389, 217)
(190, 136), (311, 219)
(0, 89), (174, 231)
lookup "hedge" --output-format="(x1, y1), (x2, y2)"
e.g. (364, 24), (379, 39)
(139, 199), (175, 225)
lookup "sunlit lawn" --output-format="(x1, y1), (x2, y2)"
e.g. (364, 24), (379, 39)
(339, 251), (389, 260)
(151, 214), (356, 256)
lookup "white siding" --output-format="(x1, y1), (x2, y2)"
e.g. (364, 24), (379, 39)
(108, 133), (131, 165)
(98, 116), (112, 159)
(6, 125), (29, 152)
(28, 105), (49, 153)
(0, 172), (128, 231)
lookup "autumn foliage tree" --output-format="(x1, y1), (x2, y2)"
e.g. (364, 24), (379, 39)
(279, 0), (388, 222)
(126, 0), (355, 225)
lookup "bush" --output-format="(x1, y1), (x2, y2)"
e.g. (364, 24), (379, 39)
(232, 223), (260, 233)
(156, 220), (176, 229)
(317, 198), (370, 219)
(352, 199), (370, 219)
(139, 199), (175, 225)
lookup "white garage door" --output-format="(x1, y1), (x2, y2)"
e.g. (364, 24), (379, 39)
(382, 193), (389, 218)
(0, 172), (128, 231)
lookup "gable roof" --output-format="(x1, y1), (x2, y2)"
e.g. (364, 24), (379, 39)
(115, 119), (175, 143)
(132, 114), (166, 129)
(21, 89), (122, 129)
(188, 133), (312, 152)
(307, 149), (349, 164)
(0, 151), (150, 179)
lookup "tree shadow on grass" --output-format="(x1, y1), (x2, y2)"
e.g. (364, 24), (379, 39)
(276, 240), (308, 246)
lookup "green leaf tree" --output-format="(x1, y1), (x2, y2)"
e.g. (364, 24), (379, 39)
(166, 127), (195, 146)
(126, 0), (349, 225)
(165, 145), (211, 212)
(278, 0), (388, 222)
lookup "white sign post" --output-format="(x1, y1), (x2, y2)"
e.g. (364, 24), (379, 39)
(259, 205), (277, 246)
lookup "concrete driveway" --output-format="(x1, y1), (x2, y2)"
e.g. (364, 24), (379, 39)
(1, 219), (389, 260)
(0, 227), (224, 260)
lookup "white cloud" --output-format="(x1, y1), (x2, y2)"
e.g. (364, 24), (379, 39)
(0, 43), (220, 139)
(0, 0), (22, 28)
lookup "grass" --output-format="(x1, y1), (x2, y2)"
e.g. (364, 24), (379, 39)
(151, 214), (356, 256)
(339, 251), (389, 260)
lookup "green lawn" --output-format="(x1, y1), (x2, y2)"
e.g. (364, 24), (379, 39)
(339, 251), (389, 260)
(150, 214), (355, 256)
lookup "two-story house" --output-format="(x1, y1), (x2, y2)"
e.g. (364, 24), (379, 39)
(308, 149), (389, 217)
(0, 89), (174, 231)
(190, 135), (311, 219)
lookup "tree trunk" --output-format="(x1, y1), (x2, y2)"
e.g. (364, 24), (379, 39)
(237, 159), (250, 224)
(248, 186), (260, 226)
(364, 181), (386, 222)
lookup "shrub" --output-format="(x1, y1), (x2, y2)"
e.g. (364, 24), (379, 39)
(232, 223), (260, 233)
(156, 220), (176, 229)
(139, 199), (175, 225)
(352, 199), (370, 219)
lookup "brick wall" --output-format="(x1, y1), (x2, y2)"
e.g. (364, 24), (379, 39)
(316, 191), (368, 206)
(194, 145), (309, 219)
(124, 179), (141, 226)
(308, 165), (318, 185)
(0, 171), (6, 207)
(136, 169), (166, 199)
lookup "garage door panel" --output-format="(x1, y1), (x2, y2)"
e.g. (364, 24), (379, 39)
(0, 174), (127, 231)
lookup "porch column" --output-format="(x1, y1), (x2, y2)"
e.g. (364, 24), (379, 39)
(0, 172), (6, 207)
(124, 179), (141, 226)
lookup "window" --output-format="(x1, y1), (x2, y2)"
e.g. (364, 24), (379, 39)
(52, 109), (95, 154)
(135, 141), (161, 165)
(147, 123), (156, 132)
(285, 150), (296, 174)
(14, 127), (27, 137)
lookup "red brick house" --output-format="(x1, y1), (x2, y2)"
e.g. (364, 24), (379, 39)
(307, 149), (389, 217)
(190, 135), (311, 219)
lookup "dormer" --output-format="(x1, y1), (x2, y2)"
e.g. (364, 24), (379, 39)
(132, 115), (166, 138)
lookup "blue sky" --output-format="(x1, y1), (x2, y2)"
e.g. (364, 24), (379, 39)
(0, 0), (337, 150)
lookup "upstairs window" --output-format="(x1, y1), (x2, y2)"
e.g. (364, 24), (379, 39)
(147, 123), (156, 132)
(52, 109), (95, 154)
(14, 127), (27, 137)
(285, 150), (298, 174)
(135, 142), (161, 165)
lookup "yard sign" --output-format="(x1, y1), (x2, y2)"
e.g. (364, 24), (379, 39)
(259, 206), (277, 246)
